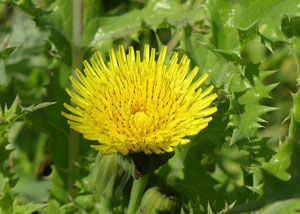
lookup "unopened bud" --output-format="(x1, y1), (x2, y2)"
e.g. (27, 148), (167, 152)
(137, 186), (181, 214)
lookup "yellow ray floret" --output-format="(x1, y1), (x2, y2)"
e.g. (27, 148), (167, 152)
(62, 45), (217, 155)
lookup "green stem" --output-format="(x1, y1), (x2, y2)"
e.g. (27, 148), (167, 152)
(68, 0), (82, 199)
(289, 48), (300, 144)
(126, 174), (150, 214)
(288, 89), (300, 143)
(67, 131), (79, 198)
(167, 30), (181, 52)
(72, 0), (83, 72)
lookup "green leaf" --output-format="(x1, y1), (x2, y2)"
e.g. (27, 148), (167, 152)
(0, 96), (56, 125)
(82, 0), (206, 47)
(0, 181), (14, 214)
(228, 67), (278, 144)
(50, 166), (69, 203)
(7, 121), (24, 144)
(229, 140), (300, 213)
(13, 0), (73, 41)
(207, 0), (241, 55)
(15, 202), (45, 214)
(210, 144), (246, 189)
(234, 0), (300, 42)
(3, 96), (20, 122)
(0, 45), (19, 59)
(21, 102), (57, 112)
(254, 198), (300, 214)
(9, 0), (72, 64)
(40, 200), (60, 214)
(158, 102), (234, 213)
(262, 142), (291, 181)
(179, 27), (237, 88)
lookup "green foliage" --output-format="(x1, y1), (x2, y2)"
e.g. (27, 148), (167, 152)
(1, 0), (300, 213)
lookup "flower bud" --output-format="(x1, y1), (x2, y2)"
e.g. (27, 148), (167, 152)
(90, 152), (120, 197)
(137, 186), (181, 214)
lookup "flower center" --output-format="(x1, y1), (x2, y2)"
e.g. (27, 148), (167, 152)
(131, 111), (149, 129)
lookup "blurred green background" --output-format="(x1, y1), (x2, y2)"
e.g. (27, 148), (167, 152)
(1, 0), (300, 213)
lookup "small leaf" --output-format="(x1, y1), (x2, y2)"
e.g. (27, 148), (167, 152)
(0, 45), (19, 59)
(22, 102), (57, 112)
(4, 96), (20, 122)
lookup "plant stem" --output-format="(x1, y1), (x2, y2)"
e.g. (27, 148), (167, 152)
(68, 0), (82, 199)
(167, 30), (181, 52)
(288, 90), (300, 143)
(289, 48), (300, 143)
(126, 174), (150, 214)
(72, 0), (83, 72)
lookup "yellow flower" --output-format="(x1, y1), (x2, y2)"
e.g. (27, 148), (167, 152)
(62, 45), (217, 155)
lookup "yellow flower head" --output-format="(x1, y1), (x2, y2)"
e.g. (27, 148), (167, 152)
(62, 45), (217, 155)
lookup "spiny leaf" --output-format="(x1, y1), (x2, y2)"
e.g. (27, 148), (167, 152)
(9, 0), (73, 63)
(207, 0), (241, 56)
(229, 140), (300, 213)
(2, 96), (20, 122)
(21, 102), (57, 112)
(82, 0), (207, 47)
(234, 0), (300, 42)
(1, 96), (56, 125)
(262, 142), (292, 181)
(228, 67), (278, 144)
(179, 27), (239, 88)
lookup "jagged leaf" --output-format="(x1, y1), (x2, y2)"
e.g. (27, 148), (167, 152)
(207, 0), (241, 55)
(229, 67), (278, 144)
(82, 0), (206, 47)
(234, 0), (300, 42)
(21, 102), (57, 112)
(0, 96), (56, 125)
(229, 140), (300, 213)
(179, 26), (238, 88)
(2, 96), (20, 122)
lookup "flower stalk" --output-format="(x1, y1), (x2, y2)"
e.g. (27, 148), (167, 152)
(126, 174), (150, 214)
